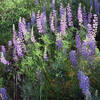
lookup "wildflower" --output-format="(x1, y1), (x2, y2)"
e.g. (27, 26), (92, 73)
(0, 88), (7, 100)
(78, 71), (92, 99)
(67, 3), (73, 27)
(1, 46), (6, 56)
(83, 7), (88, 27)
(87, 23), (93, 38)
(59, 3), (65, 16)
(22, 18), (26, 27)
(60, 9), (67, 35)
(0, 52), (9, 65)
(37, 10), (44, 33)
(56, 40), (63, 50)
(31, 12), (35, 26)
(75, 33), (81, 54)
(70, 50), (77, 67)
(94, 0), (99, 15)
(35, 0), (39, 5)
(90, 0), (93, 7)
(52, 0), (55, 10)
(8, 41), (12, 48)
(27, 22), (31, 32)
(88, 7), (92, 24)
(78, 3), (83, 26)
(92, 14), (98, 37)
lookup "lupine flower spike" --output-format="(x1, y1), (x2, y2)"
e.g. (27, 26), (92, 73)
(78, 71), (92, 100)
(31, 12), (35, 26)
(83, 7), (88, 27)
(88, 7), (92, 24)
(75, 33), (81, 54)
(70, 50), (77, 67)
(60, 8), (67, 35)
(37, 10), (44, 33)
(52, 0), (55, 10)
(78, 3), (83, 27)
(92, 14), (98, 37)
(0, 52), (9, 65)
(67, 3), (73, 27)
(0, 88), (8, 100)
(94, 0), (99, 15)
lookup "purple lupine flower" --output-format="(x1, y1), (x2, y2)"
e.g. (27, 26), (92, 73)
(56, 40), (63, 50)
(31, 12), (35, 26)
(49, 12), (55, 32)
(52, 0), (55, 10)
(22, 18), (26, 27)
(70, 50), (77, 67)
(43, 47), (48, 61)
(94, 0), (99, 15)
(82, 42), (88, 60)
(75, 33), (81, 54)
(87, 23), (93, 38)
(27, 22), (31, 32)
(60, 9), (67, 35)
(16, 38), (24, 58)
(88, 7), (92, 24)
(36, 68), (42, 85)
(67, 3), (73, 27)
(1, 46), (6, 56)
(8, 41), (12, 48)
(35, 0), (39, 5)
(90, 0), (93, 7)
(40, 12), (47, 33)
(83, 7), (88, 27)
(78, 3), (83, 26)
(36, 10), (44, 33)
(0, 52), (9, 65)
(78, 71), (91, 99)
(31, 27), (36, 43)
(43, 6), (46, 14)
(59, 3), (65, 16)
(52, 10), (58, 29)
(92, 14), (98, 37)
(0, 88), (8, 100)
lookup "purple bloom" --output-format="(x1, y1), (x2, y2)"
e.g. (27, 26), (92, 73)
(13, 48), (18, 61)
(31, 12), (35, 26)
(59, 3), (65, 16)
(90, 0), (93, 7)
(70, 50), (77, 67)
(27, 22), (31, 31)
(0, 52), (9, 65)
(35, 0), (39, 5)
(0, 88), (8, 100)
(1, 46), (6, 56)
(82, 42), (89, 60)
(8, 41), (12, 48)
(60, 9), (67, 35)
(52, 0), (55, 10)
(94, 0), (99, 15)
(88, 7), (92, 24)
(75, 33), (81, 54)
(22, 18), (26, 27)
(87, 23), (93, 38)
(56, 40), (63, 50)
(49, 12), (55, 32)
(78, 71), (91, 98)
(92, 14), (98, 37)
(83, 7), (88, 27)
(78, 3), (83, 26)
(36, 10), (44, 33)
(67, 3), (73, 27)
